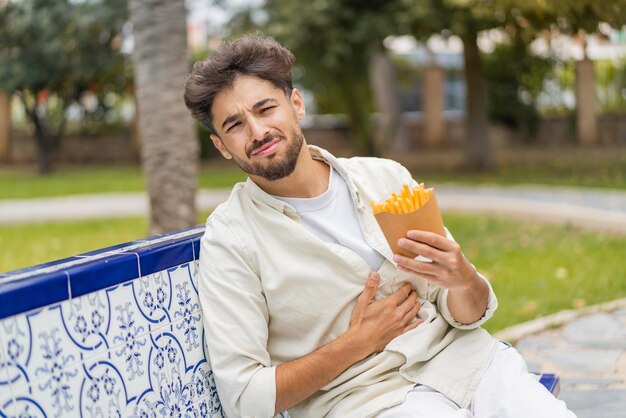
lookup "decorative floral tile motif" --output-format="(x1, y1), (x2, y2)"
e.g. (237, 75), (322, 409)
(0, 313), (29, 387)
(0, 301), (85, 394)
(0, 259), (223, 418)
(134, 270), (173, 327)
(60, 287), (112, 363)
(106, 281), (152, 358)
(1, 397), (47, 418)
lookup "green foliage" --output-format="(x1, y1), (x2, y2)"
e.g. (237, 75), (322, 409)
(538, 60), (575, 117)
(540, 0), (626, 34)
(0, 0), (130, 94)
(595, 58), (626, 113)
(241, 0), (418, 155)
(483, 41), (552, 139)
(504, 0), (626, 38)
(0, 0), (132, 172)
(538, 58), (626, 117)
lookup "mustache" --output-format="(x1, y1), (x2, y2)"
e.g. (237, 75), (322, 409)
(247, 132), (285, 158)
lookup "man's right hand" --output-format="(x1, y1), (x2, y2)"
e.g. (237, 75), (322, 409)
(274, 272), (421, 414)
(347, 272), (422, 356)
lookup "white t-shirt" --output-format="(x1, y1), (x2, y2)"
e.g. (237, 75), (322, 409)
(275, 162), (385, 271)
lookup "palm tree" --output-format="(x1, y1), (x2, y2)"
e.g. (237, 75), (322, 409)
(129, 0), (198, 235)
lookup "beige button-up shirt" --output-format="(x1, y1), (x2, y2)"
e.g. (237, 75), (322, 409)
(199, 146), (499, 418)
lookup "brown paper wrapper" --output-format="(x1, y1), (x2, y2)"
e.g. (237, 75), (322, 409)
(374, 190), (445, 258)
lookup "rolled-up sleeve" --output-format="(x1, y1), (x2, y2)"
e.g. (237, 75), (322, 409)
(438, 271), (498, 330)
(198, 216), (276, 418)
(436, 228), (498, 329)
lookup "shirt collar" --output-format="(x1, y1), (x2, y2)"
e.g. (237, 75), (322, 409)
(242, 145), (364, 214)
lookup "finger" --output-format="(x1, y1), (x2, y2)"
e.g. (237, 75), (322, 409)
(398, 291), (418, 317)
(397, 264), (437, 279)
(396, 265), (448, 289)
(394, 254), (440, 276)
(406, 230), (453, 251)
(397, 290), (418, 316)
(403, 317), (423, 333)
(390, 282), (413, 305)
(357, 272), (379, 306)
(402, 302), (420, 324)
(397, 238), (445, 263)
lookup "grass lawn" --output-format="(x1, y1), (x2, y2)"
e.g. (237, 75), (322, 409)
(0, 211), (212, 274)
(2, 212), (624, 333)
(403, 146), (626, 190)
(3, 146), (626, 200)
(0, 164), (247, 199)
(444, 213), (626, 333)
(426, 159), (626, 190)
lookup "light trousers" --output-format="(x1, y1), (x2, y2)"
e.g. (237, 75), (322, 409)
(378, 343), (577, 418)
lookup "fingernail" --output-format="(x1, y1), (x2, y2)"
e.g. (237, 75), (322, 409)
(393, 254), (400, 262)
(407, 230), (416, 239)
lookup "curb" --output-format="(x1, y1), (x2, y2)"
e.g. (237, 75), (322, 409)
(494, 298), (626, 344)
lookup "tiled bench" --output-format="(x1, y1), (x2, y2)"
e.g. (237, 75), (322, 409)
(0, 226), (223, 417)
(0, 226), (559, 417)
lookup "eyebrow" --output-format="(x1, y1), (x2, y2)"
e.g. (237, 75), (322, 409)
(220, 98), (279, 131)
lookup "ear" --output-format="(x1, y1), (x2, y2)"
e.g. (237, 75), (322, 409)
(290, 88), (306, 121)
(210, 134), (232, 159)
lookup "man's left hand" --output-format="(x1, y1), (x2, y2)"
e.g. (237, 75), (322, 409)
(393, 229), (479, 290)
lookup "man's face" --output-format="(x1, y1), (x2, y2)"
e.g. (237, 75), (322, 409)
(210, 75), (306, 181)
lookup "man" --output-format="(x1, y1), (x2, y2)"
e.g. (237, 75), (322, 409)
(184, 35), (575, 418)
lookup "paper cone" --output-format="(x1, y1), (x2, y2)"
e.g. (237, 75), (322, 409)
(374, 190), (445, 258)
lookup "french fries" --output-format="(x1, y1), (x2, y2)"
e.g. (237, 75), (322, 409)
(371, 183), (433, 215)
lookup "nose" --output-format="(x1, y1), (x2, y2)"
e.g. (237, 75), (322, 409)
(247, 116), (269, 143)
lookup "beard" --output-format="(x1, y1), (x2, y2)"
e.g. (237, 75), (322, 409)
(230, 127), (304, 181)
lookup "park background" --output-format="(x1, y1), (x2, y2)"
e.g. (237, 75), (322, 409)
(1, 0), (626, 337)
(3, 2), (626, 416)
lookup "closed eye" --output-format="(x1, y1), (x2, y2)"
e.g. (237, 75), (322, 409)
(260, 105), (277, 114)
(225, 121), (241, 133)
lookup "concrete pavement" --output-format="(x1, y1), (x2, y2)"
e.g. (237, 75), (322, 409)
(0, 190), (233, 224)
(3, 184), (626, 233)
(496, 299), (626, 418)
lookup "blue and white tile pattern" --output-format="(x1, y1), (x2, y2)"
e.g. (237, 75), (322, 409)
(0, 227), (224, 418)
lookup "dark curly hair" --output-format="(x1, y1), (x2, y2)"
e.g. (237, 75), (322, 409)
(183, 34), (295, 135)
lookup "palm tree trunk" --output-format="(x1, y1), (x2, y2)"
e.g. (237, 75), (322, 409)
(129, 0), (198, 235)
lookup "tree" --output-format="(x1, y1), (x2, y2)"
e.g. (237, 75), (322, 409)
(258, 0), (504, 167)
(483, 40), (552, 140)
(511, 0), (626, 145)
(128, 0), (198, 234)
(244, 0), (414, 156)
(401, 0), (513, 170)
(0, 0), (130, 174)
